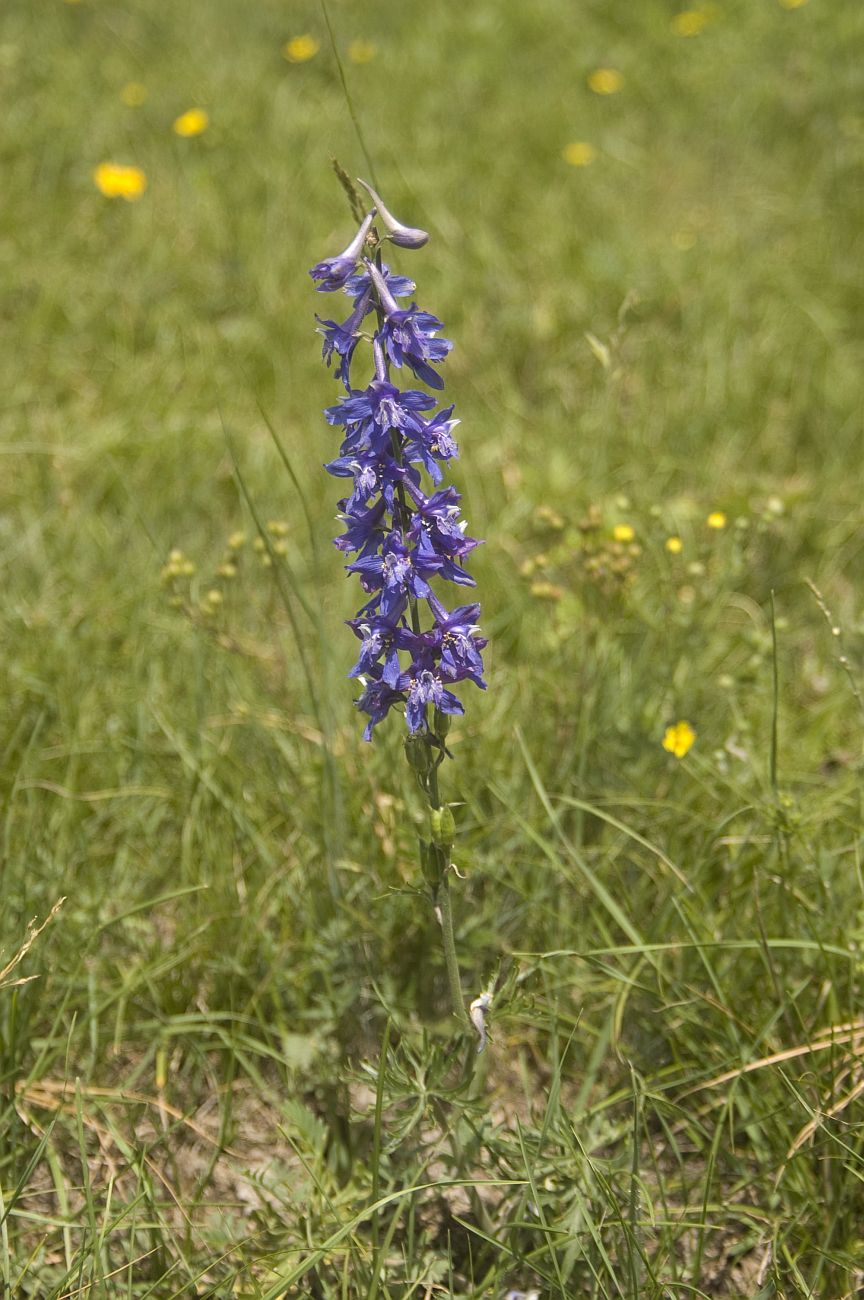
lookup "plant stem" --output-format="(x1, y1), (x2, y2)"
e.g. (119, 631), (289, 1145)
(426, 749), (467, 1024)
(437, 870), (468, 1025)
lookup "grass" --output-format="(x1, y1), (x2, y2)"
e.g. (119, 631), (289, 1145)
(2, 0), (864, 1293)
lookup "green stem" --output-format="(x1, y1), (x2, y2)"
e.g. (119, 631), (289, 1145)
(426, 751), (466, 1023)
(437, 870), (467, 1025)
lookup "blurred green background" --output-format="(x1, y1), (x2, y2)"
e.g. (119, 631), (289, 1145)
(2, 0), (864, 1294)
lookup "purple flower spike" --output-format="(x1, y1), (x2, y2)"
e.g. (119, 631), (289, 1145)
(310, 187), (486, 739)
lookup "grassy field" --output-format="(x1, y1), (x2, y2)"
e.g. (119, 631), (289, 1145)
(3, 0), (864, 1294)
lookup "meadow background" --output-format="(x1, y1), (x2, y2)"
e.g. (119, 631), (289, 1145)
(2, 0), (864, 1294)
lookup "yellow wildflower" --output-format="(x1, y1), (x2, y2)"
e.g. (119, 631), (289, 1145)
(662, 721), (696, 759)
(613, 524), (635, 542)
(779, 0), (808, 7)
(173, 108), (209, 137)
(672, 10), (711, 36)
(121, 82), (148, 107)
(93, 162), (147, 201)
(284, 34), (320, 63)
(530, 580), (564, 601)
(563, 141), (597, 167)
(348, 39), (377, 64)
(588, 68), (623, 95)
(665, 536), (683, 554)
(706, 511), (727, 529)
(228, 531), (247, 550)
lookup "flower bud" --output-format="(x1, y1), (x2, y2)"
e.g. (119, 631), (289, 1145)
(357, 179), (430, 249)
(419, 837), (445, 890)
(430, 803), (456, 848)
(432, 707), (452, 739)
(404, 734), (433, 777)
(341, 209), (377, 262)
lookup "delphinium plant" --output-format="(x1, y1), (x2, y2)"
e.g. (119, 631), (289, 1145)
(310, 178), (489, 1044)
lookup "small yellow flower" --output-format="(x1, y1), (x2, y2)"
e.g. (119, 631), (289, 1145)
(121, 81), (148, 107)
(563, 141), (597, 167)
(93, 162), (147, 201)
(205, 589), (223, 606)
(284, 34), (320, 63)
(706, 511), (727, 529)
(588, 68), (623, 95)
(348, 39), (377, 64)
(530, 580), (564, 601)
(662, 721), (696, 759)
(173, 108), (209, 137)
(779, 0), (808, 8)
(665, 536), (683, 554)
(613, 524), (635, 542)
(672, 9), (711, 36)
(228, 531), (247, 550)
(267, 520), (289, 537)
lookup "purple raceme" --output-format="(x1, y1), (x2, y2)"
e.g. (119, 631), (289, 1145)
(310, 186), (486, 742)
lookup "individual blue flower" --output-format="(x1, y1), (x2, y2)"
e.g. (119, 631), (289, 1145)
(402, 594), (487, 687)
(310, 211), (375, 292)
(402, 406), (460, 481)
(367, 262), (452, 390)
(355, 670), (406, 741)
(346, 265), (416, 305)
(325, 379), (436, 458)
(348, 531), (442, 618)
(401, 662), (465, 733)
(316, 288), (374, 387)
(346, 612), (406, 684)
(326, 450), (413, 514)
(333, 496), (387, 555)
(406, 484), (481, 568)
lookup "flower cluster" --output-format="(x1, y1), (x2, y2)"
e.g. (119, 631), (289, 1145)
(310, 183), (486, 740)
